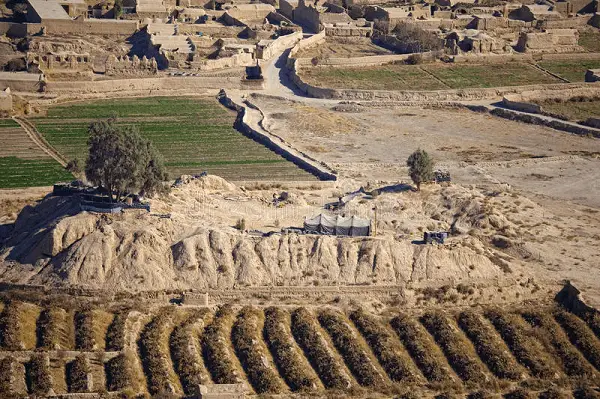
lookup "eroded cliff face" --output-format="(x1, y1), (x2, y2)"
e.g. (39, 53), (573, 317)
(0, 195), (506, 291)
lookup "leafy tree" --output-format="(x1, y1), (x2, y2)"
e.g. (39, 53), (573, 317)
(85, 118), (167, 201)
(406, 148), (434, 191)
(113, 0), (123, 18)
(66, 158), (82, 174)
(392, 22), (443, 53)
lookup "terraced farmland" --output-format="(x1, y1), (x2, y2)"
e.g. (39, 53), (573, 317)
(30, 97), (317, 182)
(0, 300), (599, 398)
(0, 119), (72, 188)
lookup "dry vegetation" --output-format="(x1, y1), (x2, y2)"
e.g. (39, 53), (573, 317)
(291, 307), (353, 390)
(170, 308), (212, 395)
(263, 306), (321, 392)
(318, 308), (388, 388)
(390, 313), (456, 384)
(105, 309), (130, 352)
(232, 306), (286, 394)
(66, 354), (90, 393)
(26, 353), (52, 396)
(420, 311), (489, 385)
(350, 309), (422, 383)
(201, 304), (242, 385)
(485, 309), (560, 379)
(555, 311), (600, 371)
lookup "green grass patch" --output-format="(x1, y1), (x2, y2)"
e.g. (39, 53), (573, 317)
(534, 98), (600, 121)
(579, 31), (600, 53)
(538, 59), (600, 82)
(302, 62), (562, 90)
(32, 97), (316, 181)
(0, 157), (73, 189)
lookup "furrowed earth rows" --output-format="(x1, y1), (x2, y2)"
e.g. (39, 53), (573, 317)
(390, 313), (456, 384)
(0, 300), (41, 350)
(555, 311), (600, 371)
(486, 309), (560, 379)
(105, 309), (131, 352)
(138, 308), (184, 396)
(0, 356), (27, 396)
(231, 306), (287, 394)
(420, 311), (489, 384)
(318, 308), (388, 388)
(457, 310), (524, 380)
(36, 307), (73, 350)
(170, 308), (213, 395)
(291, 307), (354, 390)
(26, 353), (52, 396)
(201, 305), (245, 385)
(66, 354), (91, 393)
(263, 306), (321, 392)
(350, 309), (423, 383)
(522, 310), (597, 378)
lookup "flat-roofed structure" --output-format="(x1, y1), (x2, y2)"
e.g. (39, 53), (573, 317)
(27, 0), (71, 22)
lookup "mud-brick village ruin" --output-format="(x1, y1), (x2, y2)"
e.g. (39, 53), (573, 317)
(1, 0), (600, 395)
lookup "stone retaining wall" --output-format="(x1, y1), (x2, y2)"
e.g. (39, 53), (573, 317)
(219, 90), (337, 181)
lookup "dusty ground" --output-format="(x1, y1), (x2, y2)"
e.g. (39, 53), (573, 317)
(294, 37), (393, 59)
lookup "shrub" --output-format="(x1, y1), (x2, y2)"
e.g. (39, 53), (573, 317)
(66, 354), (90, 393)
(457, 311), (522, 380)
(574, 387), (600, 399)
(66, 159), (82, 174)
(106, 310), (130, 352)
(263, 307), (319, 391)
(291, 307), (352, 390)
(390, 313), (454, 383)
(539, 387), (571, 399)
(138, 308), (180, 395)
(105, 352), (136, 391)
(26, 353), (52, 396)
(36, 307), (70, 350)
(485, 309), (558, 379)
(406, 54), (423, 65)
(74, 309), (95, 351)
(522, 311), (595, 378)
(504, 388), (535, 399)
(202, 304), (241, 384)
(170, 309), (212, 395)
(235, 218), (246, 231)
(350, 309), (422, 383)
(420, 311), (487, 383)
(318, 308), (387, 388)
(231, 306), (286, 394)
(392, 22), (443, 53)
(0, 301), (24, 350)
(555, 311), (600, 371)
(0, 356), (18, 396)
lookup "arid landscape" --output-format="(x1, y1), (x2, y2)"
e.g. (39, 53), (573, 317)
(1, 0), (600, 395)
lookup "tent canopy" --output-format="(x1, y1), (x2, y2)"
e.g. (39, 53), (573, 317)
(304, 213), (371, 236)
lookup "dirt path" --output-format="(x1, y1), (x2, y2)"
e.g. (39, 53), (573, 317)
(12, 117), (67, 167)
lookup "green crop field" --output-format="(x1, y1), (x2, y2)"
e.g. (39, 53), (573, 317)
(0, 119), (73, 189)
(534, 99), (600, 122)
(301, 62), (563, 90)
(538, 59), (600, 82)
(31, 97), (317, 182)
(579, 31), (600, 52)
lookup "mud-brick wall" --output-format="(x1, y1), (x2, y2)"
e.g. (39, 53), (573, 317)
(40, 18), (138, 36)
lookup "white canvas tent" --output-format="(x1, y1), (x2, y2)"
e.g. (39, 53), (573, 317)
(304, 214), (371, 236)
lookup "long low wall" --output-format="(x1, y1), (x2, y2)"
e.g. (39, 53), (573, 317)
(289, 31), (326, 58)
(297, 51), (434, 67)
(219, 90), (337, 181)
(46, 76), (263, 94)
(258, 31), (303, 60)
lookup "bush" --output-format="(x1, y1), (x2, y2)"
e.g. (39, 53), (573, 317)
(406, 54), (423, 65)
(574, 387), (600, 399)
(26, 353), (52, 396)
(318, 308), (387, 388)
(170, 309), (212, 395)
(66, 354), (90, 393)
(66, 159), (82, 175)
(390, 313), (454, 383)
(74, 309), (95, 350)
(555, 311), (600, 371)
(539, 387), (571, 399)
(202, 305), (241, 384)
(291, 307), (352, 390)
(485, 309), (558, 379)
(263, 307), (319, 391)
(0, 301), (24, 350)
(235, 218), (246, 231)
(392, 22), (443, 53)
(36, 307), (67, 350)
(139, 308), (180, 395)
(0, 356), (19, 396)
(457, 311), (522, 380)
(231, 306), (286, 394)
(105, 352), (135, 391)
(106, 310), (130, 352)
(504, 388), (535, 399)
(522, 310), (595, 378)
(350, 309), (421, 383)
(5, 58), (26, 72)
(420, 311), (487, 383)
